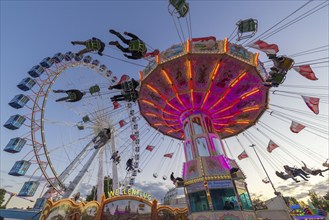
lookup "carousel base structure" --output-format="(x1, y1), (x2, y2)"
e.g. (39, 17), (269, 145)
(39, 194), (188, 220)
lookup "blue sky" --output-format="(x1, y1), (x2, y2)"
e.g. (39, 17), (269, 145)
(1, 1), (328, 208)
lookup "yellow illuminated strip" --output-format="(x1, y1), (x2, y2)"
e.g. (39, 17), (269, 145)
(145, 112), (158, 117)
(166, 101), (180, 112)
(254, 53), (259, 66)
(224, 128), (235, 133)
(162, 69), (173, 85)
(153, 123), (163, 126)
(213, 123), (229, 126)
(187, 59), (192, 80)
(187, 39), (191, 53)
(208, 71), (248, 111)
(211, 63), (221, 81)
(241, 88), (260, 99)
(141, 99), (156, 107)
(236, 120), (250, 124)
(224, 38), (228, 53)
(242, 105), (260, 112)
(201, 62), (221, 108)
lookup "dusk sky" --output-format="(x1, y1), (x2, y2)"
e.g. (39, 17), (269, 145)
(1, 1), (328, 209)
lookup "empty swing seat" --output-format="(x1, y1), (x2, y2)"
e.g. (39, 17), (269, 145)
(237, 19), (258, 41)
(89, 85), (100, 95)
(17, 77), (36, 91)
(169, 0), (189, 18)
(9, 160), (31, 176)
(28, 65), (44, 78)
(82, 115), (90, 123)
(3, 114), (26, 130)
(8, 94), (30, 109)
(18, 181), (40, 197)
(4, 137), (27, 153)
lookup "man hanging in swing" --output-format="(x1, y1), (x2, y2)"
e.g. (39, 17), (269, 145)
(109, 78), (140, 103)
(264, 54), (294, 87)
(301, 161), (329, 177)
(284, 165), (310, 181)
(71, 37), (105, 56)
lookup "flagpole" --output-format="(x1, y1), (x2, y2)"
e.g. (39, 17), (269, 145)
(249, 144), (279, 195)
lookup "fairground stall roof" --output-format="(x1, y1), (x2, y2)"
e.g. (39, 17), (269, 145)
(138, 37), (269, 140)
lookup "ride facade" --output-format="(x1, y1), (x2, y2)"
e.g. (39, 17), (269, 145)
(138, 37), (267, 219)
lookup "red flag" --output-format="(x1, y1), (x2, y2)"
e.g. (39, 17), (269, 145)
(247, 40), (279, 55)
(293, 65), (318, 81)
(238, 150), (248, 160)
(118, 74), (130, 84)
(113, 101), (120, 110)
(302, 96), (320, 115)
(164, 153), (174, 158)
(146, 145), (155, 152)
(290, 121), (305, 133)
(144, 49), (160, 58)
(119, 120), (126, 128)
(267, 140), (279, 153)
(130, 134), (137, 141)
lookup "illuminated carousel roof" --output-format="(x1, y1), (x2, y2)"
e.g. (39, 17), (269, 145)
(138, 38), (269, 140)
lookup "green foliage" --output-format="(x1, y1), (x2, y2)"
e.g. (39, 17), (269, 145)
(0, 188), (7, 209)
(283, 196), (298, 206)
(85, 176), (113, 202)
(309, 190), (329, 212)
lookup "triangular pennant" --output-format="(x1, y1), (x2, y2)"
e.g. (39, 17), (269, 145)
(238, 150), (248, 160)
(293, 65), (318, 81)
(302, 96), (320, 115)
(146, 145), (155, 152)
(164, 153), (174, 158)
(267, 140), (279, 153)
(290, 121), (305, 133)
(247, 40), (279, 55)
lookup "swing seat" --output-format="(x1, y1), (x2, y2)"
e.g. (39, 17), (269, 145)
(169, 0), (189, 18)
(89, 85), (100, 95)
(271, 73), (286, 86)
(77, 122), (84, 130)
(82, 115), (90, 123)
(236, 19), (258, 41)
(277, 57), (294, 71)
(153, 173), (158, 178)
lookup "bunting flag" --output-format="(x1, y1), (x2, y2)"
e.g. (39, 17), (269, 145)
(164, 153), (174, 158)
(192, 36), (217, 49)
(146, 145), (155, 152)
(290, 121), (306, 133)
(267, 140), (279, 153)
(238, 150), (248, 160)
(144, 49), (160, 58)
(119, 120), (126, 128)
(117, 74), (130, 84)
(302, 96), (320, 115)
(293, 65), (318, 81)
(113, 101), (120, 110)
(130, 134), (137, 141)
(247, 40), (279, 55)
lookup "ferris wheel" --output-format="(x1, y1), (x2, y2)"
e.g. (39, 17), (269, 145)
(3, 52), (141, 201)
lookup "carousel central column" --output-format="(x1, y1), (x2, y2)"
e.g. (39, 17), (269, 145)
(180, 111), (255, 219)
